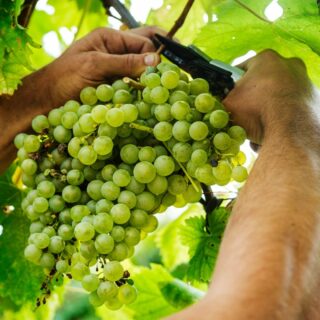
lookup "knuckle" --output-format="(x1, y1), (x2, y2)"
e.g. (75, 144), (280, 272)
(259, 49), (280, 59)
(82, 51), (99, 71)
(125, 54), (136, 74)
(288, 57), (306, 69)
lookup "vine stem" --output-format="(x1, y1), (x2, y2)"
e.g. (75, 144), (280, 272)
(17, 0), (38, 27)
(157, 0), (196, 54)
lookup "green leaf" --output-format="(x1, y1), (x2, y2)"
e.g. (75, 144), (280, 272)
(0, 208), (45, 309)
(159, 279), (204, 309)
(155, 204), (204, 270)
(128, 264), (178, 320)
(180, 207), (230, 283)
(194, 0), (320, 86)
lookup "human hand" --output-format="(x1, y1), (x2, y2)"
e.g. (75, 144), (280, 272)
(223, 50), (313, 144)
(43, 26), (162, 108)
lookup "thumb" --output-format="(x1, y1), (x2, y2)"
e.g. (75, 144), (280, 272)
(98, 52), (160, 78)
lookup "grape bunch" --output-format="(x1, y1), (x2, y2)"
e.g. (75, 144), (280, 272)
(15, 61), (248, 309)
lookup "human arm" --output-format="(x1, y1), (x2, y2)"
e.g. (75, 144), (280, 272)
(0, 27), (161, 173)
(168, 51), (320, 319)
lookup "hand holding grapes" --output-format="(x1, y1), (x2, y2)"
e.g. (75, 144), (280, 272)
(223, 50), (313, 145)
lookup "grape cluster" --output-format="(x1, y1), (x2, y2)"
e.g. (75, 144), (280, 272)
(15, 61), (248, 309)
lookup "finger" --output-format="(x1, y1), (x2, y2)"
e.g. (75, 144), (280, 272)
(94, 51), (160, 79)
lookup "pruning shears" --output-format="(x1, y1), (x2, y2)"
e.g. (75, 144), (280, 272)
(153, 34), (244, 97)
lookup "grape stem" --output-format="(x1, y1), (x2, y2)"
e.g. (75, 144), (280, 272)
(129, 123), (154, 134)
(123, 77), (145, 90)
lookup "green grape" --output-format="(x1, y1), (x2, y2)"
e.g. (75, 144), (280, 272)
(106, 108), (125, 127)
(104, 261), (124, 281)
(53, 125), (72, 143)
(48, 108), (63, 126)
(190, 78), (209, 95)
(191, 149), (208, 165)
(121, 104), (139, 123)
(192, 139), (210, 151)
(37, 180), (55, 198)
(96, 84), (114, 102)
(80, 240), (97, 260)
(212, 161), (232, 181)
(187, 108), (202, 122)
(101, 164), (117, 181)
(39, 252), (56, 269)
(195, 164), (216, 185)
(124, 227), (140, 246)
(62, 185), (82, 203)
(61, 111), (78, 129)
(172, 120), (190, 142)
(91, 104), (108, 123)
(97, 281), (118, 300)
(162, 192), (176, 207)
(74, 221), (95, 241)
(67, 169), (84, 186)
(112, 79), (129, 91)
(87, 180), (103, 201)
(24, 244), (42, 263)
(141, 214), (158, 233)
(110, 203), (131, 224)
(39, 157), (54, 171)
(142, 87), (153, 103)
(51, 148), (67, 165)
(154, 155), (175, 176)
(112, 89), (132, 104)
(113, 169), (131, 187)
(232, 165), (248, 182)
(147, 175), (168, 195)
(154, 103), (172, 122)
(108, 242), (128, 261)
(136, 191), (156, 212)
(98, 123), (117, 139)
(79, 113), (97, 133)
(195, 93), (215, 113)
(70, 205), (90, 222)
(118, 284), (137, 304)
(93, 136), (113, 156)
(89, 291), (104, 307)
(161, 70), (180, 89)
(33, 197), (49, 213)
(228, 125), (247, 144)
(213, 132), (232, 150)
(71, 261), (90, 280)
(21, 158), (37, 175)
(31, 232), (50, 249)
(172, 142), (192, 163)
(95, 234), (114, 254)
(133, 161), (156, 184)
(82, 274), (100, 292)
(125, 176), (145, 194)
(78, 146), (97, 165)
(129, 209), (148, 228)
(153, 121), (173, 141)
(48, 236), (65, 253)
(17, 147), (29, 161)
(101, 181), (120, 201)
(24, 135), (41, 153)
(169, 90), (189, 104)
(168, 175), (188, 195)
(117, 190), (136, 209)
(138, 146), (156, 162)
(56, 260), (69, 273)
(32, 115), (49, 133)
(64, 100), (80, 112)
(93, 213), (113, 233)
(29, 221), (44, 234)
(77, 104), (92, 117)
(42, 226), (56, 237)
(111, 226), (125, 242)
(80, 86), (98, 105)
(175, 80), (190, 93)
(150, 86), (169, 104)
(96, 199), (113, 213)
(157, 61), (180, 75)
(14, 133), (27, 149)
(136, 101), (152, 119)
(145, 73), (161, 88)
(171, 101), (190, 121)
(154, 145), (167, 157)
(209, 110), (229, 129)
(189, 121), (209, 141)
(58, 224), (74, 240)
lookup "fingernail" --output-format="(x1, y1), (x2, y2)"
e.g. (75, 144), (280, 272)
(144, 53), (156, 66)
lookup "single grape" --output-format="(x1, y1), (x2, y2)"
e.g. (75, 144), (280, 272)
(189, 121), (209, 141)
(74, 221), (95, 241)
(133, 161), (156, 184)
(228, 125), (247, 144)
(168, 175), (188, 195)
(32, 115), (49, 133)
(195, 93), (215, 113)
(93, 213), (113, 234)
(110, 203), (131, 224)
(80, 86), (98, 105)
(21, 158), (37, 175)
(189, 78), (209, 95)
(153, 122), (173, 141)
(232, 165), (248, 182)
(118, 284), (137, 304)
(213, 132), (232, 150)
(62, 185), (82, 203)
(101, 181), (120, 201)
(96, 84), (114, 102)
(24, 135), (41, 153)
(150, 86), (169, 104)
(147, 175), (168, 195)
(113, 169), (131, 187)
(78, 146), (97, 165)
(93, 136), (113, 156)
(95, 234), (114, 254)
(37, 180), (56, 198)
(106, 108), (125, 127)
(104, 261), (124, 281)
(171, 101), (190, 120)
(82, 274), (100, 292)
(112, 89), (132, 104)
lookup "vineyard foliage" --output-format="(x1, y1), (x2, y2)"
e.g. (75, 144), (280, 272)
(0, 0), (319, 319)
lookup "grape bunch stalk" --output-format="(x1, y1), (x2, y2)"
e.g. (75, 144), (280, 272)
(14, 61), (248, 309)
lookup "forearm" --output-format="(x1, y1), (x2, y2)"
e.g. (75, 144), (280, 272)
(0, 66), (54, 173)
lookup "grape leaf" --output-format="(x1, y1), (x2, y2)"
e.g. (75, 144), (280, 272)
(128, 264), (178, 320)
(193, 0), (320, 86)
(155, 204), (204, 270)
(0, 207), (45, 309)
(180, 207), (230, 283)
